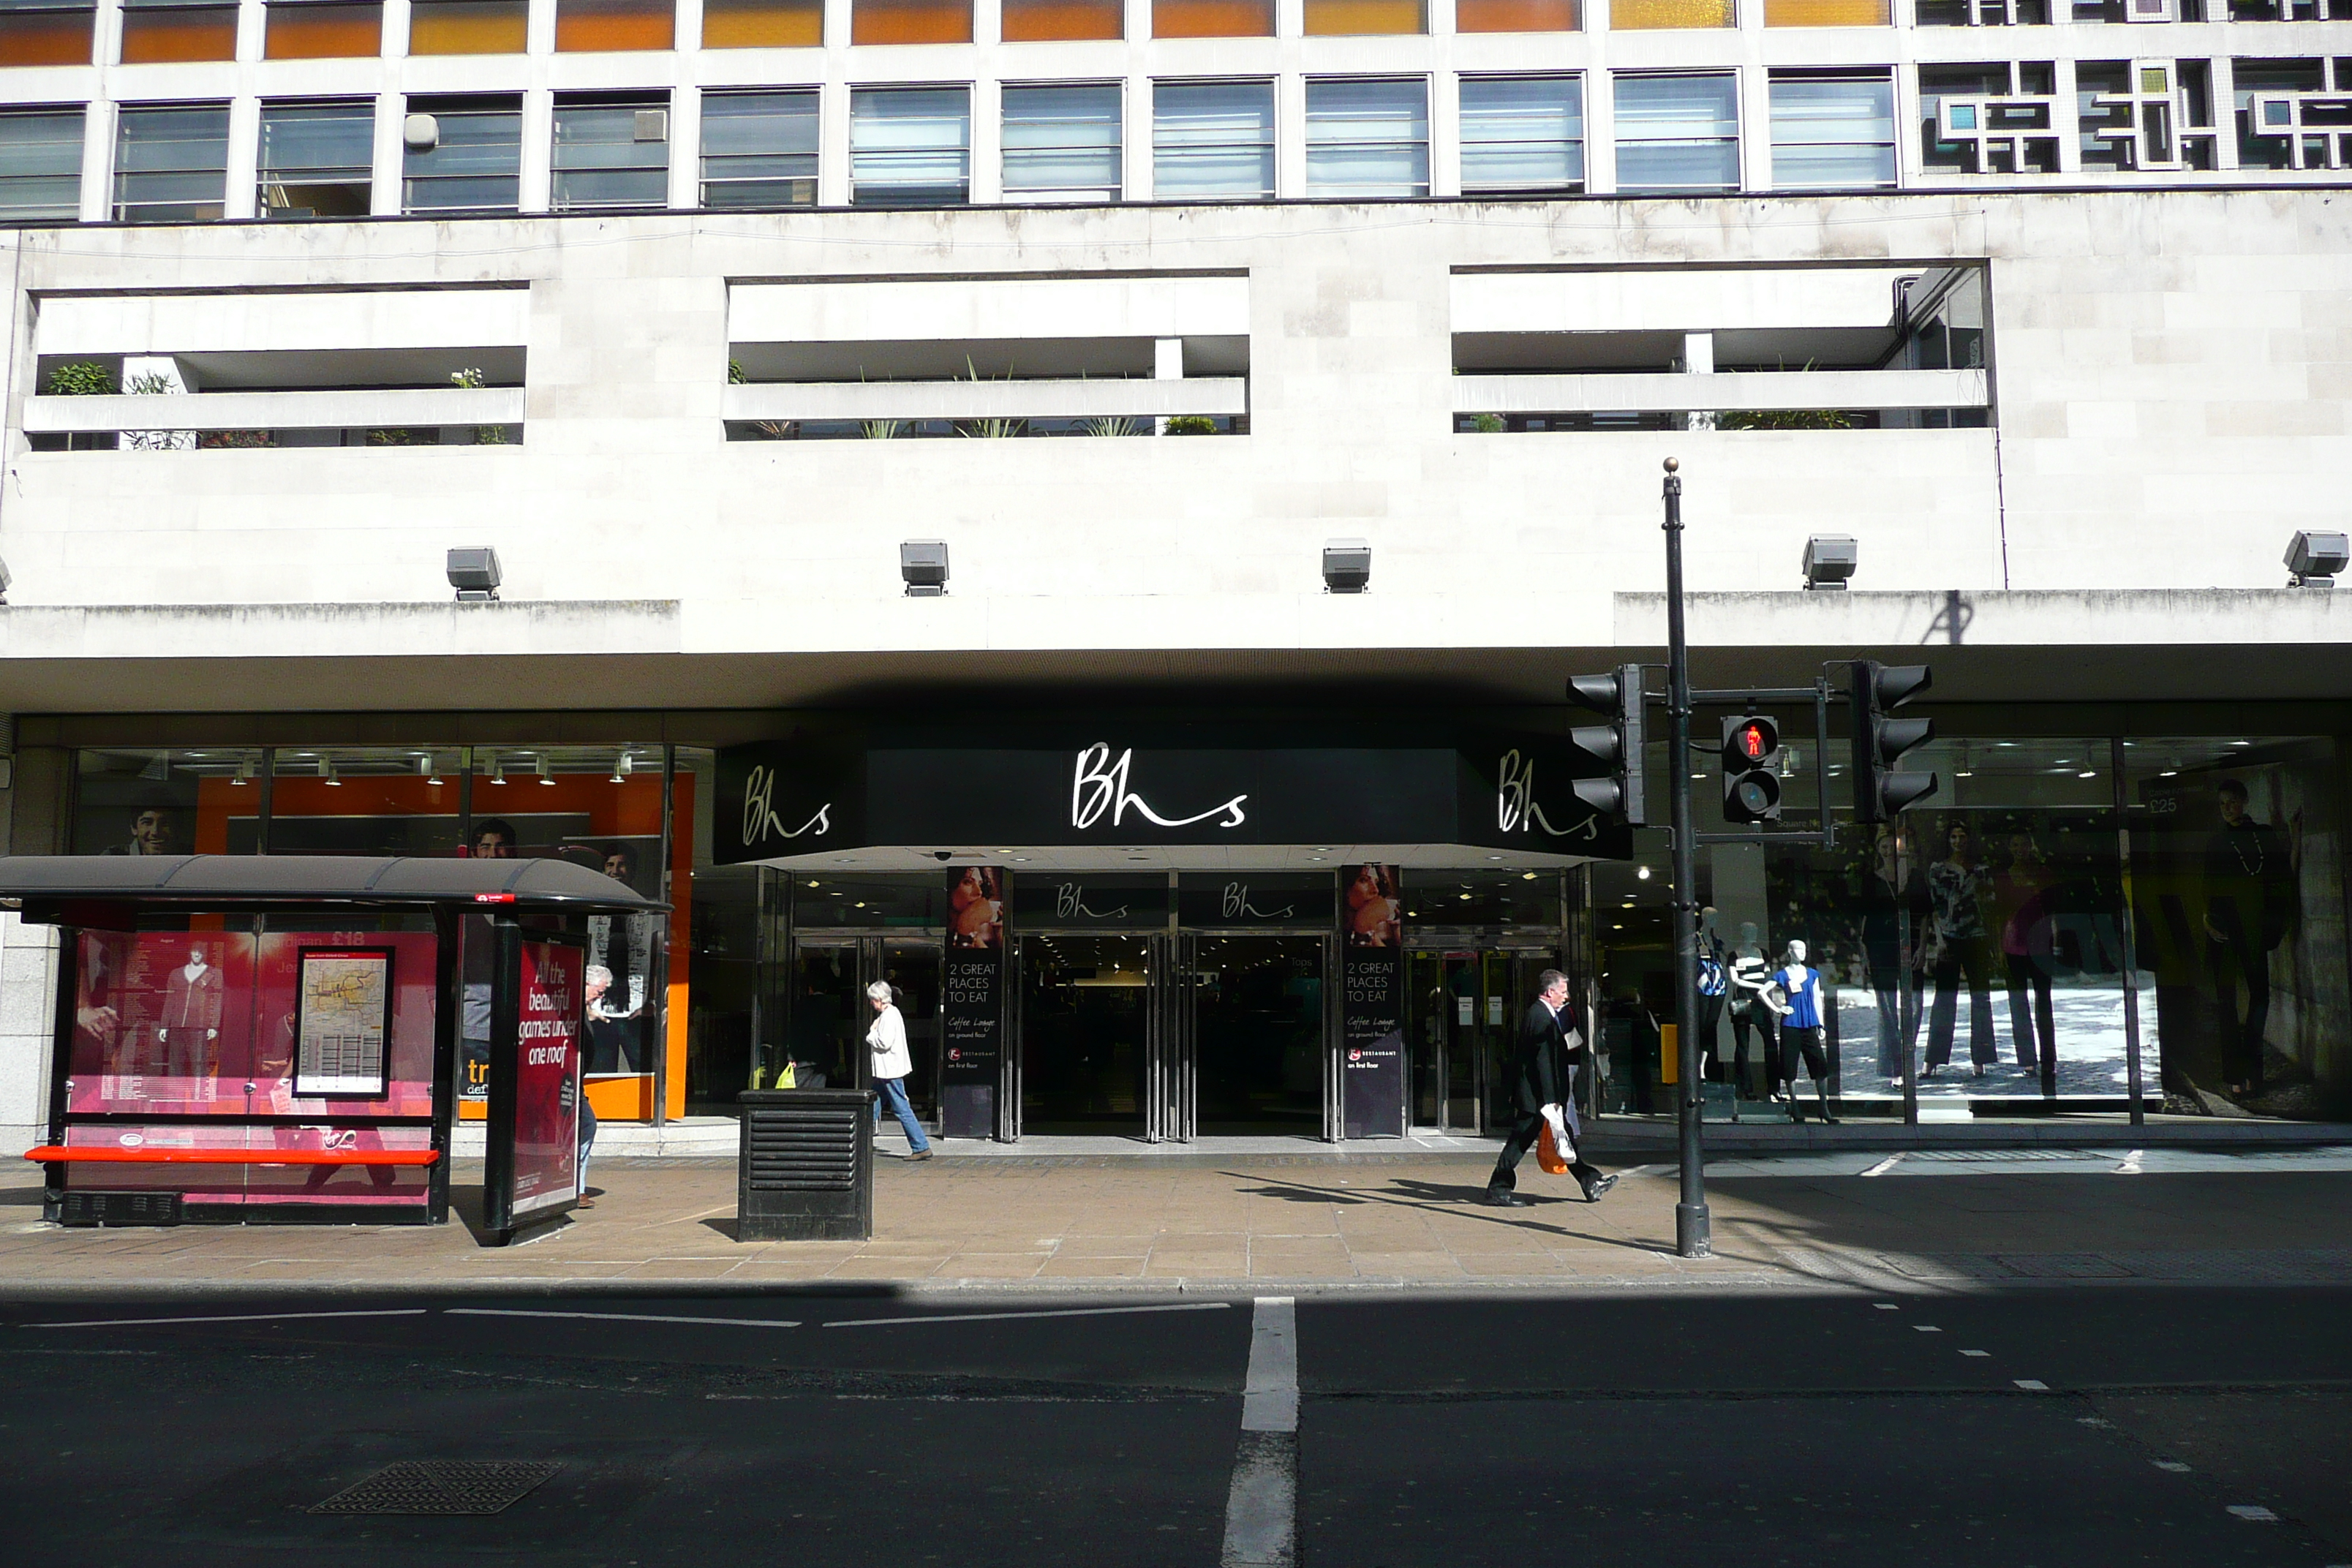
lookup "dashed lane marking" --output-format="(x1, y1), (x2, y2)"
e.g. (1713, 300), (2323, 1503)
(448, 1308), (802, 1328)
(823, 1302), (1234, 1330)
(26, 1308), (430, 1330)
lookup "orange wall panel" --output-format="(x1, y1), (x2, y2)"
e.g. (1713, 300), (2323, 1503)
(1001, 0), (1122, 39)
(701, 0), (822, 45)
(1763, 0), (1885, 20)
(408, 0), (527, 53)
(0, 10), (95, 65)
(554, 0), (675, 49)
(1150, 0), (1271, 34)
(119, 7), (238, 62)
(1303, 0), (1420, 31)
(851, 0), (972, 42)
(264, 3), (384, 56)
(1456, 0), (1575, 29)
(1609, 0), (1730, 23)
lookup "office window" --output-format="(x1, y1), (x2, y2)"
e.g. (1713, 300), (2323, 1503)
(552, 98), (670, 209)
(1613, 72), (1739, 193)
(1460, 75), (1583, 194)
(0, 109), (82, 219)
(1304, 0), (1421, 31)
(1770, 72), (1895, 189)
(118, 0), (237, 61)
(113, 104), (228, 222)
(1152, 0), (1273, 37)
(1456, 0), (1574, 28)
(403, 98), (522, 213)
(1610, 0), (1731, 26)
(1002, 0), (1121, 38)
(850, 86), (970, 207)
(408, 0), (527, 53)
(851, 0), (970, 42)
(1153, 79), (1274, 200)
(702, 0), (821, 45)
(554, 0), (674, 50)
(264, 0), (382, 56)
(701, 90), (817, 207)
(1305, 77), (1428, 198)
(258, 101), (374, 217)
(1002, 83), (1121, 202)
(0, 0), (96, 66)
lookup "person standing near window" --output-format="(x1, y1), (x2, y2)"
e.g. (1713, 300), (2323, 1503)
(2202, 777), (2298, 1099)
(1925, 820), (1997, 1077)
(866, 980), (933, 1161)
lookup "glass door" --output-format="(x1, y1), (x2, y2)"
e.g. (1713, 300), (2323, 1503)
(1016, 932), (1153, 1134)
(785, 941), (864, 1093)
(876, 940), (942, 1123)
(1190, 933), (1326, 1135)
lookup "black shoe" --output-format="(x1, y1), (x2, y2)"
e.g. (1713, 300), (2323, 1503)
(1482, 1187), (1531, 1207)
(1580, 1174), (1618, 1203)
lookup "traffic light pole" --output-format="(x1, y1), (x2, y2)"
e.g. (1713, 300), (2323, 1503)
(1662, 458), (1709, 1261)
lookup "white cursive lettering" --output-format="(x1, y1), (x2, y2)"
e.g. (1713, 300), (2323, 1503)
(1498, 750), (1597, 841)
(1221, 882), (1296, 921)
(742, 764), (832, 846)
(1071, 743), (1248, 832)
(1054, 883), (1131, 921)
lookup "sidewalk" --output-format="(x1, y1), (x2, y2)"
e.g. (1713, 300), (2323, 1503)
(6, 1145), (2351, 1297)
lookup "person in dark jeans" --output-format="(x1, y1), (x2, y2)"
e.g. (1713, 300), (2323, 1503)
(1925, 820), (1997, 1076)
(1996, 831), (2059, 1086)
(1861, 826), (1925, 1079)
(1485, 969), (1614, 1207)
(2203, 777), (2296, 1098)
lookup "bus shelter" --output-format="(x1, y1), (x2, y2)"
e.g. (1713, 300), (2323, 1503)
(2, 854), (666, 1237)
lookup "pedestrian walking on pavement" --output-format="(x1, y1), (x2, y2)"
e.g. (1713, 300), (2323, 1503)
(1485, 968), (1615, 1207)
(866, 980), (934, 1161)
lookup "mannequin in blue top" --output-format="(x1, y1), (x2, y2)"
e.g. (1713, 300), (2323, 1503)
(1774, 938), (1839, 1125)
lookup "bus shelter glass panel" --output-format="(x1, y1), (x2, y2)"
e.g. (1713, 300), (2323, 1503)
(2125, 737), (2349, 1120)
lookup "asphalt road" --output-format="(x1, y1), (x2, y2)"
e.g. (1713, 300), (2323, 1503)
(1, 1283), (2347, 1567)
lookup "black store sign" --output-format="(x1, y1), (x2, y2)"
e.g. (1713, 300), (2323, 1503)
(718, 726), (1629, 864)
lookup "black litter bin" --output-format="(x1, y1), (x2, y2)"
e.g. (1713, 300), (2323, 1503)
(736, 1088), (875, 1241)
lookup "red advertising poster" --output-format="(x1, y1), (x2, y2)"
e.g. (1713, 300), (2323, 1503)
(510, 938), (584, 1218)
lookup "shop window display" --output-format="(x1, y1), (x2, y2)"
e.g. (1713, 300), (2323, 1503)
(72, 747), (268, 856)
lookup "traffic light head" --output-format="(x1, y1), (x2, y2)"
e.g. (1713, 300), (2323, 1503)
(1850, 661), (1938, 822)
(1721, 714), (1782, 824)
(1564, 665), (1646, 828)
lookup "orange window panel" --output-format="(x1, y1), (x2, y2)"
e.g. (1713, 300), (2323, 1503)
(701, 0), (822, 45)
(555, 0), (675, 50)
(0, 9), (95, 67)
(119, 7), (238, 62)
(1763, 0), (1883, 20)
(1303, 0), (1420, 31)
(1001, 0), (1121, 39)
(1151, 0), (1272, 35)
(851, 0), (971, 42)
(408, 0), (527, 52)
(1456, 0), (1575, 29)
(1608, 0), (1730, 24)
(264, 1), (384, 57)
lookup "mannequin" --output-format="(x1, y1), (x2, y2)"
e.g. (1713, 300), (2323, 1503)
(1695, 908), (1730, 1115)
(1726, 922), (1779, 1104)
(1774, 938), (1837, 1124)
(158, 943), (223, 1085)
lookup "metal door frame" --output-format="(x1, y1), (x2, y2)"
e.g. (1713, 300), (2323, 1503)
(867, 935), (946, 1131)
(788, 934), (868, 1097)
(1148, 933), (1188, 1143)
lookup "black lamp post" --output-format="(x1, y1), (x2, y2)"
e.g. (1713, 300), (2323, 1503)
(1662, 457), (1711, 1260)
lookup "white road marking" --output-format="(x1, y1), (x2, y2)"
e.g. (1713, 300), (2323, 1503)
(1873, 1303), (1901, 1311)
(1960, 1349), (1991, 1357)
(447, 1308), (802, 1328)
(2015, 1379), (2050, 1390)
(26, 1308), (430, 1330)
(823, 1301), (1232, 1330)
(2116, 1149), (2145, 1175)
(2227, 1505), (2279, 1523)
(1861, 1154), (1905, 1177)
(1913, 1324), (1942, 1333)
(1223, 1296), (1299, 1568)
(2155, 1460), (2193, 1473)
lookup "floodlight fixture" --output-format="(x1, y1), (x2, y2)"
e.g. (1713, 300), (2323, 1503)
(2285, 530), (2349, 588)
(1322, 538), (1371, 594)
(1802, 535), (1859, 591)
(448, 546), (502, 601)
(901, 540), (949, 596)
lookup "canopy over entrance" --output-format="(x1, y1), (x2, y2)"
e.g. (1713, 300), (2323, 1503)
(0, 854), (667, 919)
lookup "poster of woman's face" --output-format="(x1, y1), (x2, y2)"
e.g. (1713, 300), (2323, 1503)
(949, 865), (1006, 949)
(1346, 862), (1401, 947)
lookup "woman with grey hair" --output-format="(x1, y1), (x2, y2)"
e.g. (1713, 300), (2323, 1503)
(866, 979), (933, 1161)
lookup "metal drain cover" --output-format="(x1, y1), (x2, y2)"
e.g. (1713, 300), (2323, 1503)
(309, 1460), (562, 1515)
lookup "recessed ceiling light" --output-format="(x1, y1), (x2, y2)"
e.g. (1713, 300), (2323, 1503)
(1636, 866), (1651, 880)
(2078, 770), (2097, 779)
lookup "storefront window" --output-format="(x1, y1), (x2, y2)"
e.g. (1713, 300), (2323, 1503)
(1402, 868), (1564, 930)
(72, 747), (268, 855)
(2125, 738), (2348, 1120)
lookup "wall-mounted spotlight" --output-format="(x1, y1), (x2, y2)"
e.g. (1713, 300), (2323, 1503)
(2285, 529), (2349, 589)
(1322, 538), (1371, 594)
(609, 751), (635, 784)
(448, 546), (501, 602)
(900, 540), (949, 597)
(415, 753), (444, 785)
(487, 755), (507, 786)
(232, 758), (256, 787)
(535, 755), (556, 785)
(321, 758), (342, 787)
(1802, 535), (1858, 591)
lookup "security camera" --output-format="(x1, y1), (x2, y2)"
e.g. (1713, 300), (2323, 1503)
(932, 851), (954, 862)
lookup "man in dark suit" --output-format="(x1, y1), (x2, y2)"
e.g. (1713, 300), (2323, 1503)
(1485, 968), (1616, 1207)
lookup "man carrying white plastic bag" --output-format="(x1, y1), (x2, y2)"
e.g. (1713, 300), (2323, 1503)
(1484, 968), (1617, 1207)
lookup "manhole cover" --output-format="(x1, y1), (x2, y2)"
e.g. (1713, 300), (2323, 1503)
(309, 1461), (562, 1515)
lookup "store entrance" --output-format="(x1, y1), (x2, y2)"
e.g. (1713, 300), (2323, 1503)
(1190, 935), (1326, 1135)
(1016, 932), (1156, 1134)
(780, 938), (942, 1121)
(1406, 949), (1555, 1134)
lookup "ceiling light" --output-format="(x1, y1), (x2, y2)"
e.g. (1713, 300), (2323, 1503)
(537, 755), (555, 785)
(610, 752), (635, 784)
(2078, 769), (2097, 779)
(1636, 865), (1651, 880)
(321, 758), (342, 787)
(489, 757), (507, 786)
(1521, 872), (1537, 881)
(231, 759), (255, 787)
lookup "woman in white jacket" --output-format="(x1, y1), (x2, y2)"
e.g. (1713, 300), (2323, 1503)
(865, 981), (934, 1160)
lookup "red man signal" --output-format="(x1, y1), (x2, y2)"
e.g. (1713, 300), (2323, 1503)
(1722, 714), (1782, 824)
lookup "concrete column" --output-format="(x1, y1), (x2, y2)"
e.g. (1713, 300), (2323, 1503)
(223, 95), (261, 221)
(669, 84), (701, 208)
